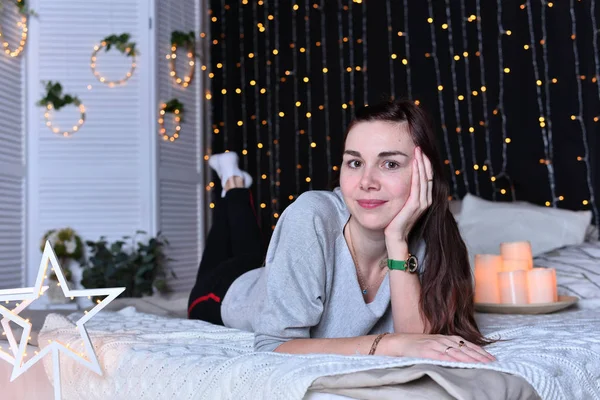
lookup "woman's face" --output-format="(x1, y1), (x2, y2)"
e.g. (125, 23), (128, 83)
(340, 120), (416, 232)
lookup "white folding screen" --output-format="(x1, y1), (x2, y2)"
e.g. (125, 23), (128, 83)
(155, 0), (205, 293)
(0, 3), (25, 289)
(25, 0), (156, 285)
(0, 0), (207, 294)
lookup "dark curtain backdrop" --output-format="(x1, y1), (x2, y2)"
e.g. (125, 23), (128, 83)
(206, 0), (599, 237)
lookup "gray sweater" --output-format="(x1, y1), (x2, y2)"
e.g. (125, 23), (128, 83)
(221, 188), (426, 352)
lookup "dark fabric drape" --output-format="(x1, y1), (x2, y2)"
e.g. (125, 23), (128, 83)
(207, 0), (599, 238)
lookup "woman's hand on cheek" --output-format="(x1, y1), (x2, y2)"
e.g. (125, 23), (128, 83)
(383, 147), (433, 242)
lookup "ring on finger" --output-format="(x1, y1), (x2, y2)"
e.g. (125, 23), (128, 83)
(444, 346), (454, 354)
(458, 340), (465, 348)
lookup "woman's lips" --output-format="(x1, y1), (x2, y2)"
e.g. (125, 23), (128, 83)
(357, 200), (387, 209)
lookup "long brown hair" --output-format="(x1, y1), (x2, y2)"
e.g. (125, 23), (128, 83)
(343, 99), (490, 346)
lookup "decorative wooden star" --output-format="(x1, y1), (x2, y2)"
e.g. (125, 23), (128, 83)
(0, 241), (125, 399)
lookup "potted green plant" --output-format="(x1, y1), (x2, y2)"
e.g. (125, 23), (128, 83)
(40, 228), (84, 303)
(80, 231), (176, 302)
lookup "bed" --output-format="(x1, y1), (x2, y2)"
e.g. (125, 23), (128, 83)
(6, 239), (590, 400)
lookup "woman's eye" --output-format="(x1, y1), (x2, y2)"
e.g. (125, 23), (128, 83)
(383, 161), (399, 169)
(347, 160), (362, 168)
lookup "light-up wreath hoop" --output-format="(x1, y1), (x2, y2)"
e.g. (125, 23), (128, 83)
(0, 0), (33, 57)
(38, 81), (86, 138)
(158, 99), (184, 142)
(90, 33), (138, 87)
(167, 31), (196, 88)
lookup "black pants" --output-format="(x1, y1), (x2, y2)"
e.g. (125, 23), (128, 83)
(188, 189), (266, 325)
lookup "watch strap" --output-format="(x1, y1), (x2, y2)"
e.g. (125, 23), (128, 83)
(387, 254), (418, 273)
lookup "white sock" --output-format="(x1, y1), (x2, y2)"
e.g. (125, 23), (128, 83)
(208, 152), (252, 197)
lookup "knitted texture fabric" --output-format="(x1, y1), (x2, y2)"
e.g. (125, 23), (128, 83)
(38, 306), (600, 400)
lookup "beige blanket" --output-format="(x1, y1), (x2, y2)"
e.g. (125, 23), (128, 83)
(309, 365), (540, 400)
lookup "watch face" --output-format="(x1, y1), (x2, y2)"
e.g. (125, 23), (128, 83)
(407, 255), (418, 273)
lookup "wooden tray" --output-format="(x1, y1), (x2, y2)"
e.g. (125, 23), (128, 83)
(475, 295), (578, 315)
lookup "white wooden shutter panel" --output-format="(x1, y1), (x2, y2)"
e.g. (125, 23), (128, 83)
(0, 4), (25, 289)
(27, 0), (154, 283)
(156, 0), (205, 293)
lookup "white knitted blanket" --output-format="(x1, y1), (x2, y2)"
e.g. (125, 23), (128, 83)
(38, 306), (600, 400)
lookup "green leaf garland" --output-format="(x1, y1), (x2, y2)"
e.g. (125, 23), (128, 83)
(37, 81), (82, 111)
(101, 33), (138, 57)
(164, 98), (185, 122)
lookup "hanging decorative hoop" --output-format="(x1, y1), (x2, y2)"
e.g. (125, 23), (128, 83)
(158, 99), (184, 142)
(38, 81), (86, 138)
(167, 31), (196, 88)
(90, 33), (138, 87)
(44, 103), (86, 137)
(0, 0), (33, 58)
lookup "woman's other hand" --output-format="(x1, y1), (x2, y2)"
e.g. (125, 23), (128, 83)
(378, 333), (497, 363)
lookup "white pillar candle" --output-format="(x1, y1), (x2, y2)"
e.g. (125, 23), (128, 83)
(500, 241), (533, 269)
(502, 259), (532, 272)
(527, 268), (558, 304)
(474, 254), (502, 304)
(499, 270), (529, 304)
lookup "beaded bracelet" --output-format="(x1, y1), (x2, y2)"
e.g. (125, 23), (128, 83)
(368, 332), (390, 355)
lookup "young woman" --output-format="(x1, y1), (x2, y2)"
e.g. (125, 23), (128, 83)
(189, 99), (495, 363)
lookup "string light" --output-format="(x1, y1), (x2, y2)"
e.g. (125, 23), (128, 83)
(44, 103), (86, 138)
(209, 1), (597, 230)
(305, 0), (314, 190)
(525, 0), (557, 206)
(237, 3), (250, 170)
(90, 39), (137, 87)
(337, 0), (349, 132)
(264, 0), (279, 221)
(272, 0), (283, 211)
(588, 0), (600, 226)
(320, 0), (333, 183)
(568, 0), (598, 224)
(494, 0), (514, 200)
(347, 0), (356, 114)
(250, 1), (267, 215)
(167, 38), (196, 88)
(158, 100), (183, 142)
(458, 0), (480, 195)
(402, 0), (412, 99)
(444, 1), (471, 194)
(292, 2), (301, 195)
(426, 0), (458, 198)
(220, 0), (228, 147)
(0, 3), (28, 57)
(385, 0), (396, 99)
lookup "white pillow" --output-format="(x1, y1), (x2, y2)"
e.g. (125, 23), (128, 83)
(457, 194), (592, 263)
(448, 199), (462, 221)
